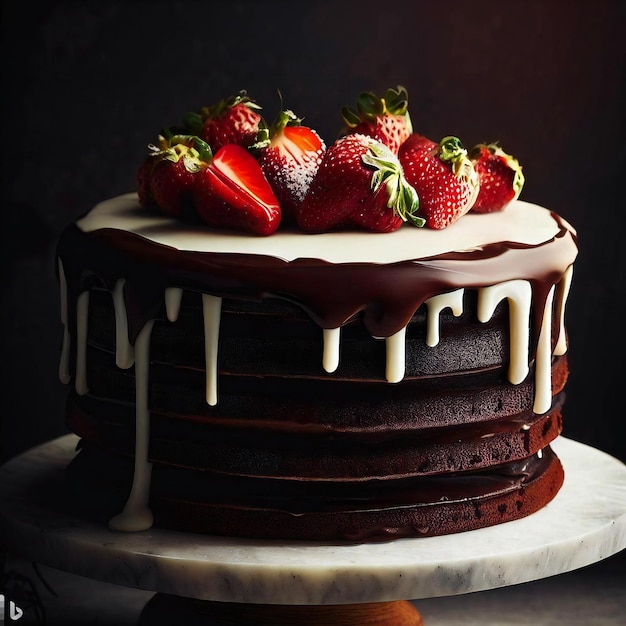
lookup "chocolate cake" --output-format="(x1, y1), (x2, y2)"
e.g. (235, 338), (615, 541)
(56, 192), (577, 541)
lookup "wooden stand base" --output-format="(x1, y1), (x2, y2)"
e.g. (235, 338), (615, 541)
(138, 593), (424, 625)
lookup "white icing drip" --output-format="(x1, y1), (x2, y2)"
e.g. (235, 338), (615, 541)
(75, 291), (90, 395)
(554, 265), (573, 356)
(59, 326), (71, 384)
(478, 280), (531, 385)
(58, 258), (71, 384)
(202, 294), (222, 406)
(385, 327), (407, 383)
(322, 328), (341, 373)
(164, 287), (184, 322)
(425, 289), (464, 347)
(534, 286), (556, 414)
(108, 320), (155, 532)
(112, 279), (134, 369)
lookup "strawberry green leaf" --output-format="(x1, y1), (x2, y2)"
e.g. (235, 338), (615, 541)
(248, 118), (271, 152)
(357, 91), (385, 119)
(201, 90), (262, 121)
(486, 142), (525, 199)
(383, 86), (409, 116)
(191, 137), (213, 162)
(167, 134), (213, 163)
(513, 165), (525, 198)
(274, 109), (302, 132)
(439, 136), (468, 163)
(341, 106), (361, 128)
(182, 112), (203, 135)
(438, 136), (480, 194)
(362, 142), (424, 227)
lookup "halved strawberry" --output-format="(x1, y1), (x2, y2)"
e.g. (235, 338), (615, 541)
(137, 133), (210, 218)
(470, 143), (525, 213)
(256, 109), (326, 224)
(183, 90), (265, 153)
(193, 144), (281, 236)
(296, 134), (422, 233)
(341, 85), (413, 154)
(398, 134), (479, 229)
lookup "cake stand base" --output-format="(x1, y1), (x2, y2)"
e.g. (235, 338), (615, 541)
(139, 595), (423, 625)
(1, 435), (625, 626)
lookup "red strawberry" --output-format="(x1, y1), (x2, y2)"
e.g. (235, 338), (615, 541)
(398, 134), (480, 230)
(256, 109), (326, 224)
(136, 156), (156, 208)
(193, 143), (281, 236)
(183, 90), (264, 153)
(138, 134), (209, 218)
(341, 85), (413, 154)
(470, 143), (525, 213)
(296, 134), (423, 233)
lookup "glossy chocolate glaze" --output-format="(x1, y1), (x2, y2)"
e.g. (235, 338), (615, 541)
(56, 211), (577, 344)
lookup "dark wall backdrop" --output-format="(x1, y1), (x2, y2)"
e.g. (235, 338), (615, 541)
(1, 0), (625, 466)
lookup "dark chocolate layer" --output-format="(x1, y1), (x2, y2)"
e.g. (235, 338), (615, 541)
(66, 441), (564, 541)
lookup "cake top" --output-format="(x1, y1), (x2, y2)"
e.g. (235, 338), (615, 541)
(79, 192), (573, 265)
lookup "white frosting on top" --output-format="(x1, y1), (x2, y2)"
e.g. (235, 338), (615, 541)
(77, 193), (570, 263)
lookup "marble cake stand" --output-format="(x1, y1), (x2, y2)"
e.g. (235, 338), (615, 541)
(1, 435), (625, 625)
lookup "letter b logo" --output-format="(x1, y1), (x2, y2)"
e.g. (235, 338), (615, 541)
(10, 601), (23, 621)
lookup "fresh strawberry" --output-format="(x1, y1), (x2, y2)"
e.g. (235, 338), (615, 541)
(136, 156), (156, 208)
(296, 133), (423, 233)
(341, 85), (413, 154)
(398, 134), (479, 230)
(256, 109), (326, 224)
(183, 90), (265, 153)
(193, 143), (281, 236)
(138, 133), (210, 218)
(470, 143), (525, 213)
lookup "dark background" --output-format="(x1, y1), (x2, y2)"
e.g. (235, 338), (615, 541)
(1, 0), (625, 466)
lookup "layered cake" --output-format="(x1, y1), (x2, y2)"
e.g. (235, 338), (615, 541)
(56, 87), (578, 541)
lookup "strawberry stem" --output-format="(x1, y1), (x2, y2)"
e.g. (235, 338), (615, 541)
(271, 109), (302, 135)
(357, 91), (385, 119)
(341, 85), (410, 128)
(201, 90), (261, 120)
(439, 136), (479, 185)
(168, 134), (213, 162)
(183, 90), (262, 135)
(150, 132), (213, 171)
(248, 119), (270, 152)
(362, 142), (424, 227)
(383, 85), (409, 116)
(439, 136), (467, 163)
